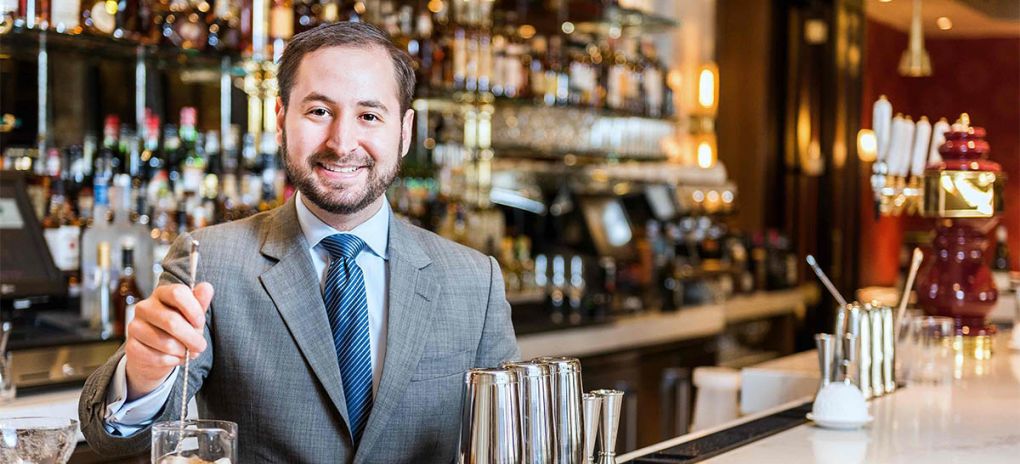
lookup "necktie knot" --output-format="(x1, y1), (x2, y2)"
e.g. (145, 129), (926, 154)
(321, 233), (367, 260)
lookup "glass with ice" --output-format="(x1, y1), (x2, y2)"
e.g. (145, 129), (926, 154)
(151, 420), (237, 464)
(0, 417), (78, 464)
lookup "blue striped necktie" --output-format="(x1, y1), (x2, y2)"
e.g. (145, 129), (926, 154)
(320, 233), (373, 446)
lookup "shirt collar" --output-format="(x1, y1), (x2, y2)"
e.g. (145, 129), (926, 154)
(294, 191), (391, 259)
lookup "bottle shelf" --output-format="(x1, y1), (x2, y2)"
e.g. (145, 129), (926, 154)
(572, 5), (680, 37)
(0, 27), (241, 67)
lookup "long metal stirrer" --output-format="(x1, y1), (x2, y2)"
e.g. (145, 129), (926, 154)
(806, 255), (848, 307)
(894, 248), (924, 339)
(178, 240), (200, 451)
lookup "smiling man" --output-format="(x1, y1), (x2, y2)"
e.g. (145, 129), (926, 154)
(79, 22), (519, 463)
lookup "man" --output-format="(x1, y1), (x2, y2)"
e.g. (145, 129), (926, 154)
(79, 22), (519, 463)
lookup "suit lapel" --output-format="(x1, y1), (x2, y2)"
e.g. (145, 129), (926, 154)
(258, 198), (351, 437)
(355, 217), (438, 463)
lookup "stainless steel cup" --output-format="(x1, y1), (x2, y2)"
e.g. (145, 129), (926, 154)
(592, 389), (623, 464)
(534, 356), (584, 464)
(881, 306), (896, 393)
(502, 361), (555, 464)
(869, 306), (886, 396)
(459, 368), (522, 464)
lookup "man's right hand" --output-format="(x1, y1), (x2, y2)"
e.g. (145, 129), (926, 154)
(124, 282), (214, 400)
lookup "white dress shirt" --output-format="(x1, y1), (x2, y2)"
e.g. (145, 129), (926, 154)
(104, 193), (391, 436)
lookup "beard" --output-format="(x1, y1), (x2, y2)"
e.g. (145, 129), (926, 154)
(282, 131), (403, 215)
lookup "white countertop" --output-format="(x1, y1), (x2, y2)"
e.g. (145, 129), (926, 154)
(518, 286), (817, 359)
(705, 335), (1020, 464)
(1, 287), (816, 448)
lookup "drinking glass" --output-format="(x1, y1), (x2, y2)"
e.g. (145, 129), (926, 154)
(0, 352), (15, 403)
(905, 316), (955, 385)
(0, 417), (78, 464)
(152, 420), (237, 464)
(894, 308), (924, 381)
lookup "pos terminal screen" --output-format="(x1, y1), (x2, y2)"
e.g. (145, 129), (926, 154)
(0, 171), (65, 299)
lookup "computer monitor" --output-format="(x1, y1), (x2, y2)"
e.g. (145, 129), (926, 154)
(0, 170), (66, 305)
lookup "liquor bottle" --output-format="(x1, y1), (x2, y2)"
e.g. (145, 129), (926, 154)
(81, 0), (116, 36)
(529, 35), (547, 103)
(179, 106), (203, 193)
(161, 0), (208, 49)
(545, 35), (568, 106)
(606, 38), (626, 111)
(99, 114), (119, 176)
(41, 177), (83, 297)
(50, 0), (81, 33)
(451, 18), (467, 90)
(640, 38), (665, 117)
(294, 0), (319, 34)
(269, 0), (293, 59)
(994, 225), (1011, 271)
(625, 38), (645, 114)
(568, 255), (584, 322)
(514, 236), (534, 292)
(410, 4), (433, 89)
(140, 112), (162, 181)
(112, 0), (139, 38)
(115, 123), (134, 175)
(499, 237), (522, 293)
(85, 241), (114, 338)
(110, 173), (155, 294)
(379, 1), (400, 38)
(113, 241), (142, 337)
(488, 11), (507, 97)
(208, 0), (242, 51)
(319, 0), (338, 24)
(549, 254), (566, 322)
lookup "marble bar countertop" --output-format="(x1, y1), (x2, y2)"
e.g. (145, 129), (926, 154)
(2, 287), (816, 446)
(518, 285), (817, 359)
(624, 332), (1020, 464)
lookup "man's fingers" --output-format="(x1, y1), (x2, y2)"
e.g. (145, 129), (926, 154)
(193, 282), (215, 315)
(129, 320), (188, 359)
(144, 307), (208, 353)
(126, 337), (184, 368)
(155, 284), (206, 329)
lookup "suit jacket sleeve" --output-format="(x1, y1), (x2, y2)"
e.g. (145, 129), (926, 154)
(78, 231), (215, 457)
(473, 256), (521, 367)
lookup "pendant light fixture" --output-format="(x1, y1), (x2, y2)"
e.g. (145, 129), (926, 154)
(898, 0), (932, 77)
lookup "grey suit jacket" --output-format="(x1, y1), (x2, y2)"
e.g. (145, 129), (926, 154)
(79, 197), (520, 463)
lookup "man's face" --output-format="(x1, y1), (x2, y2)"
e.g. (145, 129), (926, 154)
(278, 45), (414, 215)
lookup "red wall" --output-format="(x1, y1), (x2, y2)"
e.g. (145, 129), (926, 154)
(859, 19), (1020, 286)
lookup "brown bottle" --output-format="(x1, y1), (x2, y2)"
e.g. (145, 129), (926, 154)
(113, 243), (143, 338)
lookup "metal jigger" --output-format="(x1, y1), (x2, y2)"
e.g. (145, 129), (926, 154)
(815, 334), (835, 389)
(459, 368), (522, 464)
(582, 393), (602, 464)
(592, 389), (623, 464)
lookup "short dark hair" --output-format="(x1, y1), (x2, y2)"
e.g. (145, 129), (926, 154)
(277, 21), (416, 115)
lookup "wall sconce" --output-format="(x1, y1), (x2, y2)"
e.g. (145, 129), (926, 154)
(695, 62), (719, 117)
(692, 132), (717, 169)
(857, 129), (877, 162)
